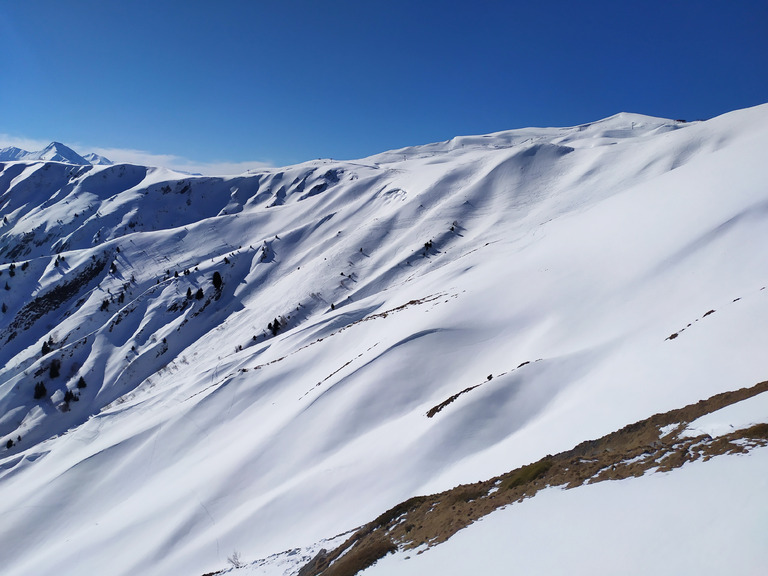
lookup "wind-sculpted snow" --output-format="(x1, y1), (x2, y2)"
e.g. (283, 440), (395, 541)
(1, 105), (768, 576)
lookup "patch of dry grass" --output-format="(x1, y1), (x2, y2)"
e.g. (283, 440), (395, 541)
(298, 379), (768, 576)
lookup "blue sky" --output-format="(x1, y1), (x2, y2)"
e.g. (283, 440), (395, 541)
(1, 1), (766, 172)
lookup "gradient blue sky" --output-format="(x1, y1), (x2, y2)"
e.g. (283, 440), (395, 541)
(1, 1), (766, 172)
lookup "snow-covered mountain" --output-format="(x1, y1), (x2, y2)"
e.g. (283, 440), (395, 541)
(83, 151), (114, 165)
(0, 146), (29, 162)
(1, 104), (767, 576)
(0, 141), (111, 165)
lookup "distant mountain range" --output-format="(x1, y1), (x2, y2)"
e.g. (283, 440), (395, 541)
(0, 141), (112, 165)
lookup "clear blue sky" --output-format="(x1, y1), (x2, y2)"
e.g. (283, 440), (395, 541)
(1, 1), (766, 171)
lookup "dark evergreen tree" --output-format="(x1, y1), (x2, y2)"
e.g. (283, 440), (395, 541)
(187, 287), (193, 299)
(195, 287), (204, 300)
(49, 359), (61, 378)
(34, 382), (47, 399)
(77, 376), (87, 389)
(213, 271), (223, 290)
(42, 340), (51, 355)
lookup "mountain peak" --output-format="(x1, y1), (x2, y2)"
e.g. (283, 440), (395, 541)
(35, 141), (89, 164)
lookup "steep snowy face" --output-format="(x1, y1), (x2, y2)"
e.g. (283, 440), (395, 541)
(1, 104), (767, 576)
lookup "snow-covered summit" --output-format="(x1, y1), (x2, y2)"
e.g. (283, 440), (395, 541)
(34, 141), (89, 164)
(0, 104), (767, 576)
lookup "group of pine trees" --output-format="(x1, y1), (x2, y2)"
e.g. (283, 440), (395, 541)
(32, 337), (88, 403)
(186, 287), (204, 300)
(267, 317), (281, 336)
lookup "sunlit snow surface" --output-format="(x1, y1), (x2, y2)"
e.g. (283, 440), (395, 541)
(1, 105), (767, 576)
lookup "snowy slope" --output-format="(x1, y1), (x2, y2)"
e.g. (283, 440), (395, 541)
(1, 104), (767, 576)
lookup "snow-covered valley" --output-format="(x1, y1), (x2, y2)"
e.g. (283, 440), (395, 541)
(1, 104), (767, 576)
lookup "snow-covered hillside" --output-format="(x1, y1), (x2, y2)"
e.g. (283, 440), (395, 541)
(1, 104), (767, 576)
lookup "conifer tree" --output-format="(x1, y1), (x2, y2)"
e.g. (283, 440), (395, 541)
(34, 382), (47, 399)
